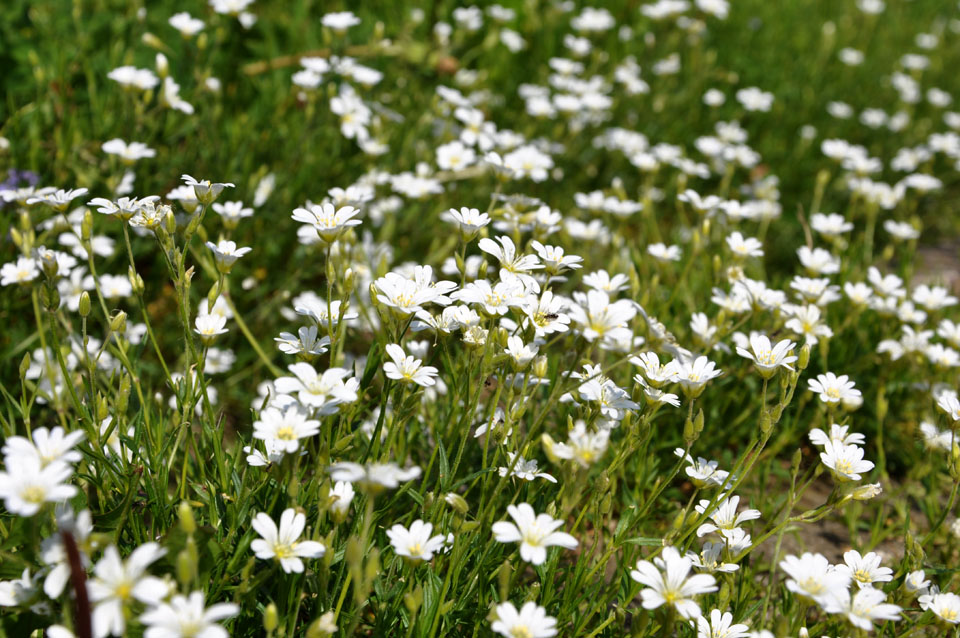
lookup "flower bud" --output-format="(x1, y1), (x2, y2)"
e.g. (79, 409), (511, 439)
(305, 612), (338, 638)
(19, 353), (31, 381)
(444, 492), (468, 515)
(78, 291), (91, 317)
(798, 343), (811, 370)
(128, 265), (144, 296)
(178, 501), (196, 535)
(110, 310), (127, 335)
(263, 603), (279, 633)
(81, 210), (93, 241)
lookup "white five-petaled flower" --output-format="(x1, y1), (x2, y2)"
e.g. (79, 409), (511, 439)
(383, 343), (438, 387)
(101, 139), (156, 163)
(492, 503), (578, 565)
(830, 586), (902, 631)
(327, 461), (421, 493)
(696, 609), (750, 638)
(629, 546), (718, 619)
(735, 333), (797, 378)
(726, 232), (764, 258)
(387, 519), (447, 563)
(820, 441), (874, 482)
(253, 405), (320, 454)
(779, 552), (851, 610)
(251, 508), (325, 574)
(274, 363), (358, 414)
(444, 207), (491, 241)
(808, 372), (861, 405)
(88, 544), (168, 638)
(836, 550), (893, 589)
(181, 174), (234, 205)
(0, 456), (77, 517)
(292, 203), (361, 243)
(275, 325), (331, 357)
(139, 591), (238, 638)
(205, 240), (251, 273)
(0, 257), (40, 286)
(194, 314), (228, 345)
(491, 601), (557, 638)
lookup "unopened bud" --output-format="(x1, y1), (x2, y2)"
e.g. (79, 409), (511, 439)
(128, 265), (144, 296)
(798, 344), (811, 370)
(178, 501), (196, 535)
(20, 353), (31, 381)
(110, 310), (127, 334)
(444, 492), (468, 515)
(79, 292), (91, 317)
(263, 603), (279, 633)
(532, 355), (548, 379)
(81, 210), (93, 241)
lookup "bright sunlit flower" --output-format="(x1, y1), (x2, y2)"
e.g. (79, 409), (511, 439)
(251, 508), (325, 573)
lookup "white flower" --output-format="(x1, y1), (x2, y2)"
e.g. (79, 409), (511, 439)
(89, 544), (168, 638)
(101, 139), (156, 162)
(629, 546), (718, 619)
(504, 336), (539, 369)
(726, 232), (764, 258)
(327, 462), (421, 492)
(139, 591), (238, 638)
(0, 257), (40, 286)
(903, 570), (930, 594)
(927, 591), (960, 624)
(205, 240), (251, 273)
(808, 424), (865, 448)
(444, 207), (490, 241)
(696, 609), (750, 638)
(779, 552), (851, 610)
(491, 601), (557, 638)
(0, 457), (77, 517)
(492, 503), (578, 565)
(387, 520), (447, 563)
(194, 314), (228, 344)
(687, 542), (739, 574)
(274, 363), (358, 414)
(251, 508), (325, 573)
(695, 494), (761, 539)
(673, 356), (723, 397)
(836, 550), (893, 589)
(648, 242), (682, 262)
(181, 175), (234, 205)
(328, 481), (355, 520)
(735, 334), (797, 377)
(498, 453), (556, 483)
(292, 203), (362, 243)
(321, 10), (361, 30)
(383, 343), (438, 387)
(253, 405), (320, 454)
(2, 426), (84, 467)
(820, 441), (874, 481)
(829, 586), (901, 631)
(808, 372), (860, 404)
(275, 326), (331, 357)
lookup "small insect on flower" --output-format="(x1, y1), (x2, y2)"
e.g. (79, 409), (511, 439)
(492, 503), (578, 565)
(251, 508), (325, 574)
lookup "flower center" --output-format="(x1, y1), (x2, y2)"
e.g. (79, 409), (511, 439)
(22, 485), (47, 504)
